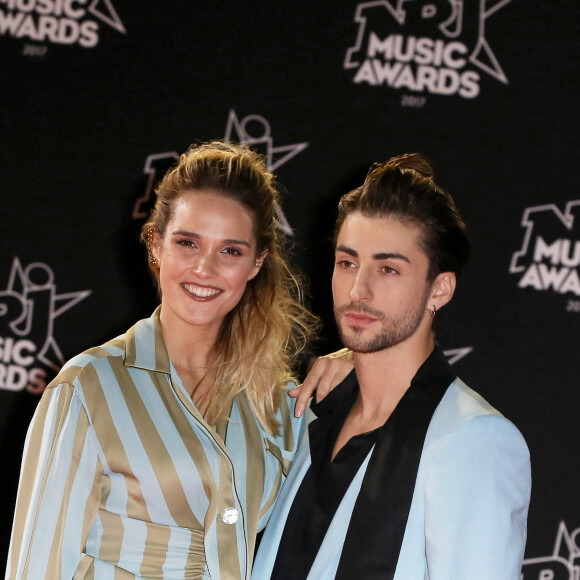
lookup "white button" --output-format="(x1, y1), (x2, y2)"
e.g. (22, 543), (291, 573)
(221, 507), (239, 525)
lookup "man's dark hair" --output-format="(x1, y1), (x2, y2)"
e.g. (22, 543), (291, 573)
(335, 153), (470, 281)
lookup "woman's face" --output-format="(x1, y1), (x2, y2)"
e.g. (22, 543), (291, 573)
(152, 191), (264, 340)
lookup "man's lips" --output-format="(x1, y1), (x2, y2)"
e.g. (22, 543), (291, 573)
(343, 312), (379, 325)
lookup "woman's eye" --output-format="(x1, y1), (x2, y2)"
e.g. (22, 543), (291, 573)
(222, 247), (242, 256)
(176, 239), (197, 248)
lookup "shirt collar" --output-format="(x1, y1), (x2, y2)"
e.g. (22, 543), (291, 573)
(123, 306), (172, 374)
(311, 345), (456, 419)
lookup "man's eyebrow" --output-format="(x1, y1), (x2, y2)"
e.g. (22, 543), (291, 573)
(336, 245), (411, 264)
(373, 252), (411, 264)
(336, 245), (358, 257)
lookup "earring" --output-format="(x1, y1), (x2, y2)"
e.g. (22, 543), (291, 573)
(146, 227), (158, 266)
(429, 305), (437, 318)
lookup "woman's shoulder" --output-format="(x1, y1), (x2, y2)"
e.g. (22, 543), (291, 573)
(48, 312), (160, 390)
(47, 334), (127, 389)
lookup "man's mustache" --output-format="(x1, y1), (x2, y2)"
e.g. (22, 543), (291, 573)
(335, 303), (385, 320)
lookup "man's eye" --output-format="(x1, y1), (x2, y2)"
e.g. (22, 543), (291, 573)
(338, 259), (355, 268)
(381, 266), (398, 274)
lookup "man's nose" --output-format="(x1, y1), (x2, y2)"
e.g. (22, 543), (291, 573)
(350, 270), (372, 302)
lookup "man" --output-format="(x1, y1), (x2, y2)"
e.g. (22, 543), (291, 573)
(252, 153), (531, 580)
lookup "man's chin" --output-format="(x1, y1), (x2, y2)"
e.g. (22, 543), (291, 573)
(339, 332), (381, 355)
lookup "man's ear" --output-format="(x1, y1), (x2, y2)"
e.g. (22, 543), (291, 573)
(429, 272), (456, 311)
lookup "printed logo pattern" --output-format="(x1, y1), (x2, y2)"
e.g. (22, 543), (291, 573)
(344, 0), (513, 101)
(225, 109), (308, 234)
(510, 200), (580, 298)
(0, 0), (125, 49)
(522, 521), (580, 579)
(0, 257), (91, 393)
(443, 346), (473, 365)
(134, 109), (309, 235)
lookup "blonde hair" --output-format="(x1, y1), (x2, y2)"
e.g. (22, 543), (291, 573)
(141, 141), (318, 433)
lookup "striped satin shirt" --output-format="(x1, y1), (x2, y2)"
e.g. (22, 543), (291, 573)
(6, 308), (306, 580)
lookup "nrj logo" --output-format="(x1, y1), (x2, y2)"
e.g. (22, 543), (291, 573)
(510, 200), (580, 297)
(133, 109), (309, 235)
(0, 0), (125, 49)
(344, 0), (513, 100)
(0, 257), (91, 394)
(521, 521), (580, 579)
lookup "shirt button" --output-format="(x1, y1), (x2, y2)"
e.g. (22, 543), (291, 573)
(221, 507), (239, 525)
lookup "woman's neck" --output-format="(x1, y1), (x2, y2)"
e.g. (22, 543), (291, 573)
(158, 307), (220, 410)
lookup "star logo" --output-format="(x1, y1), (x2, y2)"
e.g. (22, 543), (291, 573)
(522, 521), (580, 579)
(225, 109), (309, 235)
(0, 258), (91, 392)
(88, 0), (126, 34)
(443, 346), (473, 365)
(344, 0), (514, 98)
(133, 110), (309, 235)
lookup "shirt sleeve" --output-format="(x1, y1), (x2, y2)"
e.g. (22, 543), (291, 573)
(424, 413), (531, 580)
(6, 381), (102, 580)
(258, 384), (309, 530)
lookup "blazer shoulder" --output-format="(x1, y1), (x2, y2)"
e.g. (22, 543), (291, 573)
(428, 379), (528, 450)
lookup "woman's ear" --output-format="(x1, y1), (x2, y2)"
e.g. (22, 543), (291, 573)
(248, 249), (268, 281)
(255, 249), (268, 269)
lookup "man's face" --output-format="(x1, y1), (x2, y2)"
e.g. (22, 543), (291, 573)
(332, 212), (433, 354)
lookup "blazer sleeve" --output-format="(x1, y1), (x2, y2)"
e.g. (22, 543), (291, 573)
(6, 381), (102, 580)
(424, 413), (531, 580)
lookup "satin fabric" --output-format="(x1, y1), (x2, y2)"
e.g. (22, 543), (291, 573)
(6, 308), (306, 580)
(253, 350), (531, 580)
(271, 348), (452, 580)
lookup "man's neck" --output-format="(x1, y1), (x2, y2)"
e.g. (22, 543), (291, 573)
(354, 334), (435, 421)
(332, 334), (434, 460)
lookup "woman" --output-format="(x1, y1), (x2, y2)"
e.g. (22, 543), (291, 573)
(6, 142), (352, 580)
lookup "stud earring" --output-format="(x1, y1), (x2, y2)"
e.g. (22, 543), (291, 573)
(429, 305), (437, 318)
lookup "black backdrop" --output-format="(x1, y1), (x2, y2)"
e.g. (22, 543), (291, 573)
(1, 1), (579, 576)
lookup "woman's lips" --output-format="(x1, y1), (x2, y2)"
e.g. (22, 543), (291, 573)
(182, 283), (222, 300)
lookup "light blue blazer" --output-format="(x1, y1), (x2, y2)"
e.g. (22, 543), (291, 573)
(252, 379), (531, 580)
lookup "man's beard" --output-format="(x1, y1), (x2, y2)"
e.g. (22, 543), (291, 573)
(334, 288), (430, 354)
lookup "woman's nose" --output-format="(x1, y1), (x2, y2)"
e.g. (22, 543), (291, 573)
(191, 252), (216, 276)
